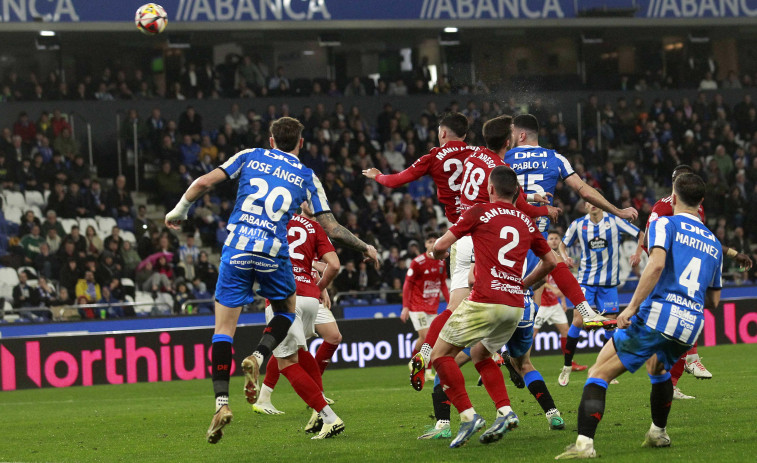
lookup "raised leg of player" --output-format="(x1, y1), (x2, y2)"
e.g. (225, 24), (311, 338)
(314, 321), (342, 375)
(206, 302), (243, 444)
(556, 339), (627, 459)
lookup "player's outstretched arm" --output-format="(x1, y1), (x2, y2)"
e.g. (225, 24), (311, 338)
(522, 250), (557, 289)
(630, 229), (646, 267)
(362, 165), (424, 188)
(618, 247), (666, 328)
(315, 212), (380, 269)
(557, 241), (574, 268)
(564, 175), (638, 221)
(724, 246), (753, 270)
(165, 168), (228, 229)
(317, 251), (340, 291)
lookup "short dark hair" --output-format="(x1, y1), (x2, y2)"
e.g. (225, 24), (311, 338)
(548, 230), (560, 236)
(672, 164), (694, 182)
(513, 114), (540, 135)
(482, 115), (513, 153)
(439, 113), (468, 138)
(270, 117), (304, 152)
(489, 165), (519, 200)
(425, 231), (440, 241)
(673, 173), (706, 208)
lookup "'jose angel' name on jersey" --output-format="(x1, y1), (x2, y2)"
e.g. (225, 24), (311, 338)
(639, 213), (722, 345)
(220, 148), (330, 258)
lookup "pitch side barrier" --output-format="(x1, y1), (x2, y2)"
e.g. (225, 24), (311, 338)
(1, 296), (756, 390)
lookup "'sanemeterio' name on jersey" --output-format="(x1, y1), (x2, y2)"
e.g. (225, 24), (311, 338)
(479, 207), (535, 231)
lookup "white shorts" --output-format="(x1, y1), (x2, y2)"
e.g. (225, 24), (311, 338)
(265, 296), (319, 358)
(450, 235), (473, 291)
(533, 303), (569, 330)
(439, 299), (524, 354)
(409, 311), (437, 332)
(305, 304), (337, 338)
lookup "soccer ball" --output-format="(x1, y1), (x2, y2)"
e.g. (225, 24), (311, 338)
(135, 3), (167, 35)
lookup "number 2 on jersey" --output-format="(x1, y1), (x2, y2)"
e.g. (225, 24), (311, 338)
(288, 226), (307, 260)
(498, 226), (520, 267)
(241, 178), (293, 222)
(443, 159), (464, 192)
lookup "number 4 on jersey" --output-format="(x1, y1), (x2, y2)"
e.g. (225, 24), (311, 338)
(679, 257), (701, 297)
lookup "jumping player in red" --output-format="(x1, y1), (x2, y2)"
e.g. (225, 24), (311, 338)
(401, 231), (450, 380)
(430, 165), (558, 448)
(251, 203), (342, 435)
(630, 165), (753, 399)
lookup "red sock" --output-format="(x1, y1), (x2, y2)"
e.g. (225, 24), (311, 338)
(424, 309), (452, 349)
(411, 348), (419, 357)
(315, 342), (339, 375)
(475, 358), (510, 408)
(687, 343), (698, 356)
(281, 364), (327, 412)
(560, 336), (568, 355)
(550, 263), (587, 307)
(432, 356), (473, 412)
(670, 356), (686, 386)
(263, 355), (280, 389)
(297, 349), (323, 391)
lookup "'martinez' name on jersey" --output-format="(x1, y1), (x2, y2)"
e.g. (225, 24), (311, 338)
(639, 213), (723, 345)
(220, 148), (330, 258)
(504, 145), (575, 232)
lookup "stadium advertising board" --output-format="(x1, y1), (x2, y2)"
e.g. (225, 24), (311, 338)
(0, 0), (755, 23)
(1, 299), (755, 390)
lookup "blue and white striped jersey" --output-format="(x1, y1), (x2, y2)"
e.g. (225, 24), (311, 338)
(504, 145), (575, 233)
(563, 212), (639, 287)
(219, 148), (330, 258)
(638, 213), (722, 345)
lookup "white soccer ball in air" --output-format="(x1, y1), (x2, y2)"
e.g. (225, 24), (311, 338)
(135, 3), (168, 35)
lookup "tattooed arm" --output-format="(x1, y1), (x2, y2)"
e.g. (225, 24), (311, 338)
(316, 212), (381, 269)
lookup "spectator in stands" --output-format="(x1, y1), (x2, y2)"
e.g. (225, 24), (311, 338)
(98, 286), (124, 318)
(699, 71), (718, 90)
(0, 153), (13, 188)
(137, 261), (171, 293)
(65, 225), (87, 257)
(268, 66), (290, 93)
(103, 226), (124, 251)
(106, 175), (134, 218)
(21, 223), (44, 263)
(224, 103), (248, 133)
(174, 282), (192, 314)
(334, 260), (359, 293)
(13, 111), (36, 145)
(195, 251), (217, 293)
(74, 269), (101, 304)
(344, 76), (367, 97)
(12, 271), (40, 310)
(41, 210), (64, 237)
(46, 227), (61, 254)
(121, 239), (141, 278)
(179, 134), (200, 167)
(199, 135), (218, 165)
(178, 235), (199, 263)
(34, 241), (58, 280)
(36, 276), (57, 307)
(85, 225), (103, 255)
(177, 106), (203, 141)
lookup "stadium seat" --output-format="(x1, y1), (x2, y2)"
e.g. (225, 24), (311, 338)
(121, 231), (137, 244)
(26, 279), (39, 288)
(3, 206), (22, 224)
(60, 218), (78, 234)
(96, 216), (118, 234)
(2, 300), (19, 323)
(0, 284), (14, 300)
(24, 191), (45, 209)
(0, 268), (19, 287)
(17, 266), (38, 279)
(120, 278), (136, 298)
(134, 291), (154, 315)
(29, 206), (43, 220)
(3, 191), (25, 210)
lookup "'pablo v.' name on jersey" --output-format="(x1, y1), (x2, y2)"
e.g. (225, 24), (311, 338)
(504, 145), (575, 233)
(220, 148), (330, 258)
(640, 214), (722, 345)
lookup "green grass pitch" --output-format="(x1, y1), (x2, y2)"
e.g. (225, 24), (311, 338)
(1, 343), (756, 462)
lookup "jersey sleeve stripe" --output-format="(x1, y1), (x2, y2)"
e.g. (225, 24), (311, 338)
(220, 149), (248, 179)
(309, 174), (331, 213)
(554, 152), (575, 177)
(616, 217), (640, 237)
(651, 217), (668, 248)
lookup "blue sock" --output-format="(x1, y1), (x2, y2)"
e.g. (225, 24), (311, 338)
(568, 324), (581, 338)
(523, 370), (544, 388)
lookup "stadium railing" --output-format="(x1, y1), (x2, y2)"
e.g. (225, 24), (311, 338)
(3, 300), (173, 322)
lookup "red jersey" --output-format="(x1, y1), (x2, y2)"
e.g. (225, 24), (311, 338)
(540, 275), (559, 306)
(449, 202), (551, 306)
(459, 147), (548, 218)
(374, 140), (474, 222)
(287, 214), (335, 299)
(402, 253), (450, 314)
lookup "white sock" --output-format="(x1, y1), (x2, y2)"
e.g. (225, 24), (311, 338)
(435, 419), (450, 429)
(686, 353), (699, 363)
(496, 406), (513, 417)
(546, 408), (560, 418)
(576, 434), (594, 449)
(215, 395), (229, 412)
(650, 423), (666, 433)
(575, 301), (598, 319)
(420, 343), (432, 362)
(459, 408), (476, 422)
(252, 351), (265, 365)
(257, 384), (273, 403)
(319, 405), (338, 425)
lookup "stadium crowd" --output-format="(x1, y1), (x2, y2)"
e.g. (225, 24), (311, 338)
(2, 77), (757, 321)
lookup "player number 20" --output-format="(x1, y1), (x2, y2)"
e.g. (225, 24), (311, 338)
(498, 226), (520, 267)
(241, 178), (293, 222)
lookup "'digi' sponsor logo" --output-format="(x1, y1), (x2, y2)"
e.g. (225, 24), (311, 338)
(230, 253), (255, 270)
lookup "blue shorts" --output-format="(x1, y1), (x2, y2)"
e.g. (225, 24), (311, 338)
(613, 316), (690, 373)
(581, 285), (619, 314)
(215, 246), (296, 308)
(506, 325), (534, 359)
